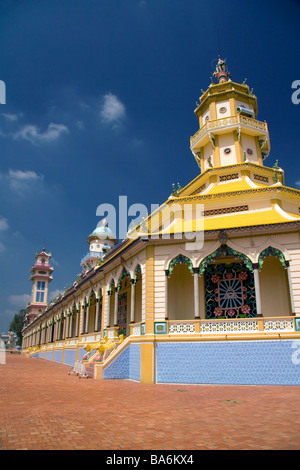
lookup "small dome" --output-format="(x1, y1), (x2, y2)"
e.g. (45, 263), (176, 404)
(87, 219), (118, 244)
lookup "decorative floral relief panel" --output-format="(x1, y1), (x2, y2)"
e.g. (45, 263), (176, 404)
(204, 262), (257, 319)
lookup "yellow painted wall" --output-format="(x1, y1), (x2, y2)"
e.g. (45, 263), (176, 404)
(218, 133), (236, 166)
(140, 342), (154, 383)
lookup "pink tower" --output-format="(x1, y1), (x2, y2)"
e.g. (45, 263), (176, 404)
(24, 247), (53, 325)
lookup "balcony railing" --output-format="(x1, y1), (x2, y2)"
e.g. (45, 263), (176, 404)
(81, 251), (102, 264)
(32, 262), (52, 269)
(190, 114), (268, 149)
(130, 316), (297, 337)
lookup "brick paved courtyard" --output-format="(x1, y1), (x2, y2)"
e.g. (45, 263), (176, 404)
(0, 354), (300, 450)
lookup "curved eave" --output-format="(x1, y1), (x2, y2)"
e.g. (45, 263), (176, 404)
(176, 163), (283, 198)
(87, 233), (118, 244)
(168, 208), (300, 234)
(173, 184), (300, 204)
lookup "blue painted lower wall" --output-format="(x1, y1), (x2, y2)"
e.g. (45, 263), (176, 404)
(53, 349), (62, 363)
(63, 349), (76, 366)
(103, 343), (141, 381)
(156, 340), (300, 385)
(29, 339), (300, 385)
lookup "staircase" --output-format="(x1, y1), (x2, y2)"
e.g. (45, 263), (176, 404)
(85, 362), (95, 378)
(70, 334), (126, 379)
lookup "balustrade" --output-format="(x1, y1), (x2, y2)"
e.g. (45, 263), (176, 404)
(129, 316), (298, 337)
(190, 114), (268, 148)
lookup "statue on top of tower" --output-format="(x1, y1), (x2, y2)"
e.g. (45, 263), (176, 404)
(213, 56), (230, 83)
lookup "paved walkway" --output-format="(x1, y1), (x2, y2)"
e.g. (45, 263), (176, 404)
(0, 354), (300, 450)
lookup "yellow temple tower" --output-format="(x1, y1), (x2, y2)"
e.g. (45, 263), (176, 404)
(191, 56), (270, 170)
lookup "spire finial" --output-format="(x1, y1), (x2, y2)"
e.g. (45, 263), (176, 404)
(213, 56), (230, 83)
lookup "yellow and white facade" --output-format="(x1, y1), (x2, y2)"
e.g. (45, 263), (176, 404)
(22, 58), (300, 385)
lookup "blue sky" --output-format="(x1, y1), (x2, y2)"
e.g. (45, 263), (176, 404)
(0, 0), (300, 331)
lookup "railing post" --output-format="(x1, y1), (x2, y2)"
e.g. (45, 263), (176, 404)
(257, 317), (264, 332)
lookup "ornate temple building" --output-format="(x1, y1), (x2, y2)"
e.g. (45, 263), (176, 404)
(22, 58), (300, 385)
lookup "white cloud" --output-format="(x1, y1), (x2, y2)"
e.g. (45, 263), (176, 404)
(76, 120), (84, 130)
(8, 293), (31, 307)
(8, 169), (44, 192)
(48, 289), (63, 302)
(100, 93), (126, 127)
(14, 122), (69, 144)
(131, 137), (144, 148)
(1, 112), (23, 122)
(0, 217), (8, 232)
(50, 257), (60, 268)
(0, 217), (8, 254)
(8, 169), (41, 181)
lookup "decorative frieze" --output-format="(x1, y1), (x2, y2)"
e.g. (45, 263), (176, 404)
(200, 319), (259, 334)
(263, 319), (294, 332)
(219, 173), (239, 182)
(203, 205), (248, 217)
(254, 174), (269, 183)
(169, 322), (196, 334)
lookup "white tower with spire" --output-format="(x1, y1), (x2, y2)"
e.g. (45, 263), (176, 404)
(80, 219), (118, 273)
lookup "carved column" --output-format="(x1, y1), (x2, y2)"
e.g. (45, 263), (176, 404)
(113, 287), (118, 326)
(106, 289), (112, 328)
(85, 304), (90, 333)
(193, 267), (200, 319)
(95, 299), (100, 331)
(164, 270), (169, 320)
(285, 260), (295, 314)
(252, 263), (262, 316)
(75, 306), (80, 337)
(130, 279), (135, 323)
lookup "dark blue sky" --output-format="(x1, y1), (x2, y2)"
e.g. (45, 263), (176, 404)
(0, 0), (300, 331)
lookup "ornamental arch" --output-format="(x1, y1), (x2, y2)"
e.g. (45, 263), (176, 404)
(70, 302), (79, 338)
(133, 264), (142, 324)
(96, 287), (103, 332)
(167, 254), (195, 321)
(108, 278), (116, 328)
(116, 268), (131, 336)
(87, 289), (97, 334)
(258, 246), (292, 317)
(199, 245), (257, 319)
